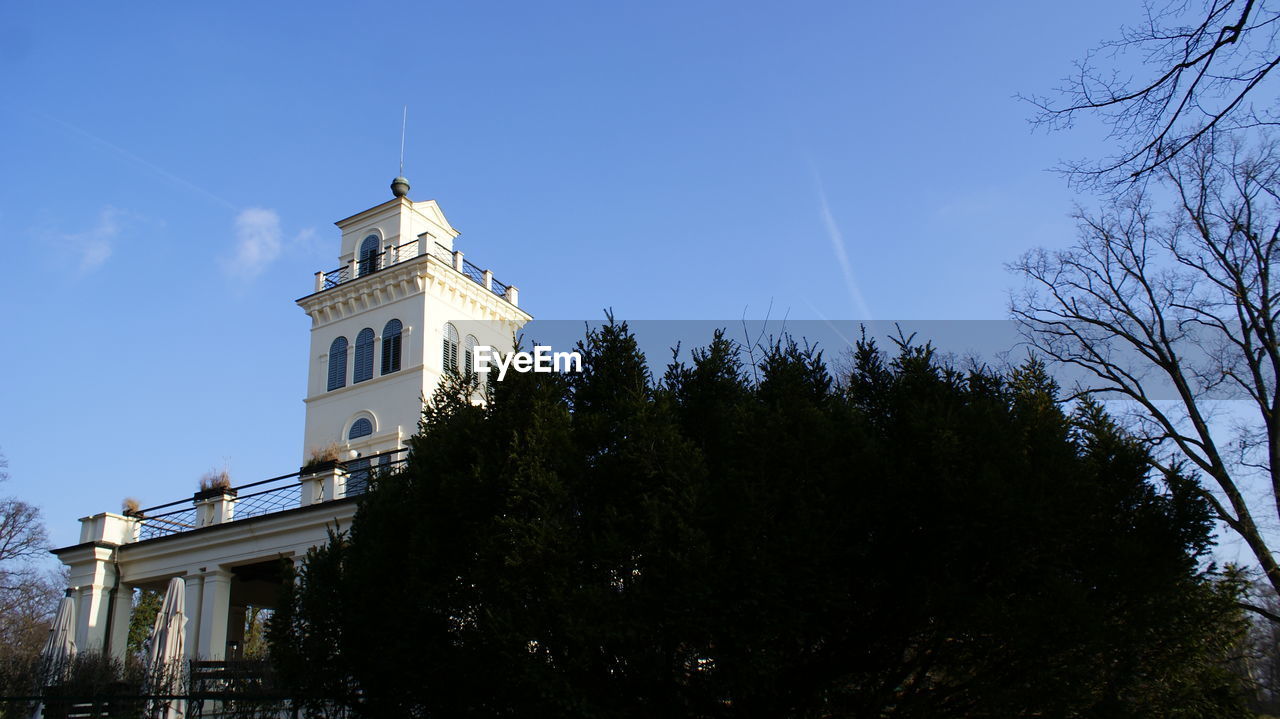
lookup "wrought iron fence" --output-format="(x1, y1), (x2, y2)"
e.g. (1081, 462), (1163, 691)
(387, 238), (419, 264)
(461, 258), (486, 286)
(313, 240), (511, 301)
(130, 450), (407, 542)
(232, 484), (301, 521)
(2, 660), (295, 719)
(357, 251), (383, 276)
(321, 264), (349, 289)
(135, 504), (198, 542)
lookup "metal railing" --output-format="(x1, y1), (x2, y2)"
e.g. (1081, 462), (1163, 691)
(131, 449), (407, 542)
(6, 660), (291, 718)
(314, 238), (513, 302)
(321, 264), (350, 289)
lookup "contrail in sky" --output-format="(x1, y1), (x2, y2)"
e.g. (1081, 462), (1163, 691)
(33, 109), (238, 212)
(810, 165), (872, 319)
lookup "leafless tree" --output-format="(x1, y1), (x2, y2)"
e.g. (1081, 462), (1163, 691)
(1011, 135), (1280, 614)
(0, 451), (56, 661)
(1023, 0), (1280, 186)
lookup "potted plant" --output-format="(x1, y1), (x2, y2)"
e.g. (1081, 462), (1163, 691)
(300, 443), (342, 475)
(193, 469), (237, 501)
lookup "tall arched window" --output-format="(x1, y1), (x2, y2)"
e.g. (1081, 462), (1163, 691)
(347, 418), (374, 495)
(358, 235), (381, 276)
(442, 323), (460, 373)
(354, 328), (375, 383)
(381, 319), (402, 375)
(327, 337), (348, 391)
(349, 417), (373, 440)
(463, 334), (478, 375)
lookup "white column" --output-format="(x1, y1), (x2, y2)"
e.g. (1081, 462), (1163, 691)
(106, 585), (134, 660)
(74, 586), (95, 651)
(314, 271), (324, 293)
(67, 545), (115, 653)
(198, 569), (233, 661)
(184, 574), (204, 661)
(482, 269), (493, 291)
(196, 492), (236, 526)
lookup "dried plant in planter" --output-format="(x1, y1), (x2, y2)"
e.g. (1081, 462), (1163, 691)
(302, 442), (343, 473)
(122, 497), (141, 517)
(199, 469), (233, 492)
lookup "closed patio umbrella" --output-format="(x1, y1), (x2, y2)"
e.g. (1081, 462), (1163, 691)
(144, 577), (188, 719)
(30, 595), (76, 719)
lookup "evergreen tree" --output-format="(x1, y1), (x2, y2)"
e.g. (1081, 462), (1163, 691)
(271, 321), (1251, 718)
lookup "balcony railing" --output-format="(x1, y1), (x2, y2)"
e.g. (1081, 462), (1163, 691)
(130, 449), (407, 542)
(313, 238), (518, 306)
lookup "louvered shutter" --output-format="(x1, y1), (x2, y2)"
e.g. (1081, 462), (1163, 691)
(354, 328), (374, 383)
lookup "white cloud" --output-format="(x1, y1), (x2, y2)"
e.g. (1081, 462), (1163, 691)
(289, 226), (325, 259)
(59, 206), (125, 273)
(227, 208), (283, 279)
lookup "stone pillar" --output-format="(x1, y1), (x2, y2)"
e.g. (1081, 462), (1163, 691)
(106, 585), (134, 659)
(195, 490), (237, 527)
(184, 574), (204, 661)
(314, 271), (324, 293)
(482, 269), (493, 291)
(505, 286), (519, 307)
(327, 466), (348, 501)
(347, 257), (358, 279)
(416, 232), (430, 256)
(299, 473), (323, 506)
(198, 569), (233, 661)
(66, 544), (116, 653)
(385, 243), (395, 266)
(299, 465), (344, 505)
(453, 250), (464, 272)
(79, 512), (138, 545)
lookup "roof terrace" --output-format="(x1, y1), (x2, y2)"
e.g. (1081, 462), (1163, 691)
(311, 238), (518, 306)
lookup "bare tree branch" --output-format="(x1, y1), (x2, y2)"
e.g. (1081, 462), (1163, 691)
(1022, 0), (1280, 186)
(1011, 135), (1280, 616)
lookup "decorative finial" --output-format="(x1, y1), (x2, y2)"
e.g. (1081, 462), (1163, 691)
(391, 176), (410, 198)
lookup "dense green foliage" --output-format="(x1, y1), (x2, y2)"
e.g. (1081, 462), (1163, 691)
(127, 589), (162, 656)
(270, 322), (1250, 718)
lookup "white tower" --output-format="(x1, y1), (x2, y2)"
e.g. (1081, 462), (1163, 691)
(297, 177), (531, 462)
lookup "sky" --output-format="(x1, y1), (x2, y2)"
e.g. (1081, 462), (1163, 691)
(0, 2), (1150, 551)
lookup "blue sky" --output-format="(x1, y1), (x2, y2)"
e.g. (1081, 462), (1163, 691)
(1, 2), (1140, 550)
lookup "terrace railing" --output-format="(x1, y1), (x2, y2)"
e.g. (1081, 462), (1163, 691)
(131, 449), (407, 542)
(313, 237), (517, 305)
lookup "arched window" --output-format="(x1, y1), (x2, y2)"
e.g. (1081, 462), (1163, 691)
(327, 337), (348, 391)
(381, 319), (402, 375)
(349, 417), (373, 440)
(346, 418), (374, 495)
(464, 334), (478, 375)
(442, 323), (460, 373)
(358, 235), (381, 276)
(354, 328), (375, 383)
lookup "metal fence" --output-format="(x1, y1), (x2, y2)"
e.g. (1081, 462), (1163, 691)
(132, 450), (407, 542)
(316, 240), (511, 301)
(1, 660), (296, 719)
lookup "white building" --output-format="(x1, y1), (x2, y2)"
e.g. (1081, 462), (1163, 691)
(53, 177), (530, 661)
